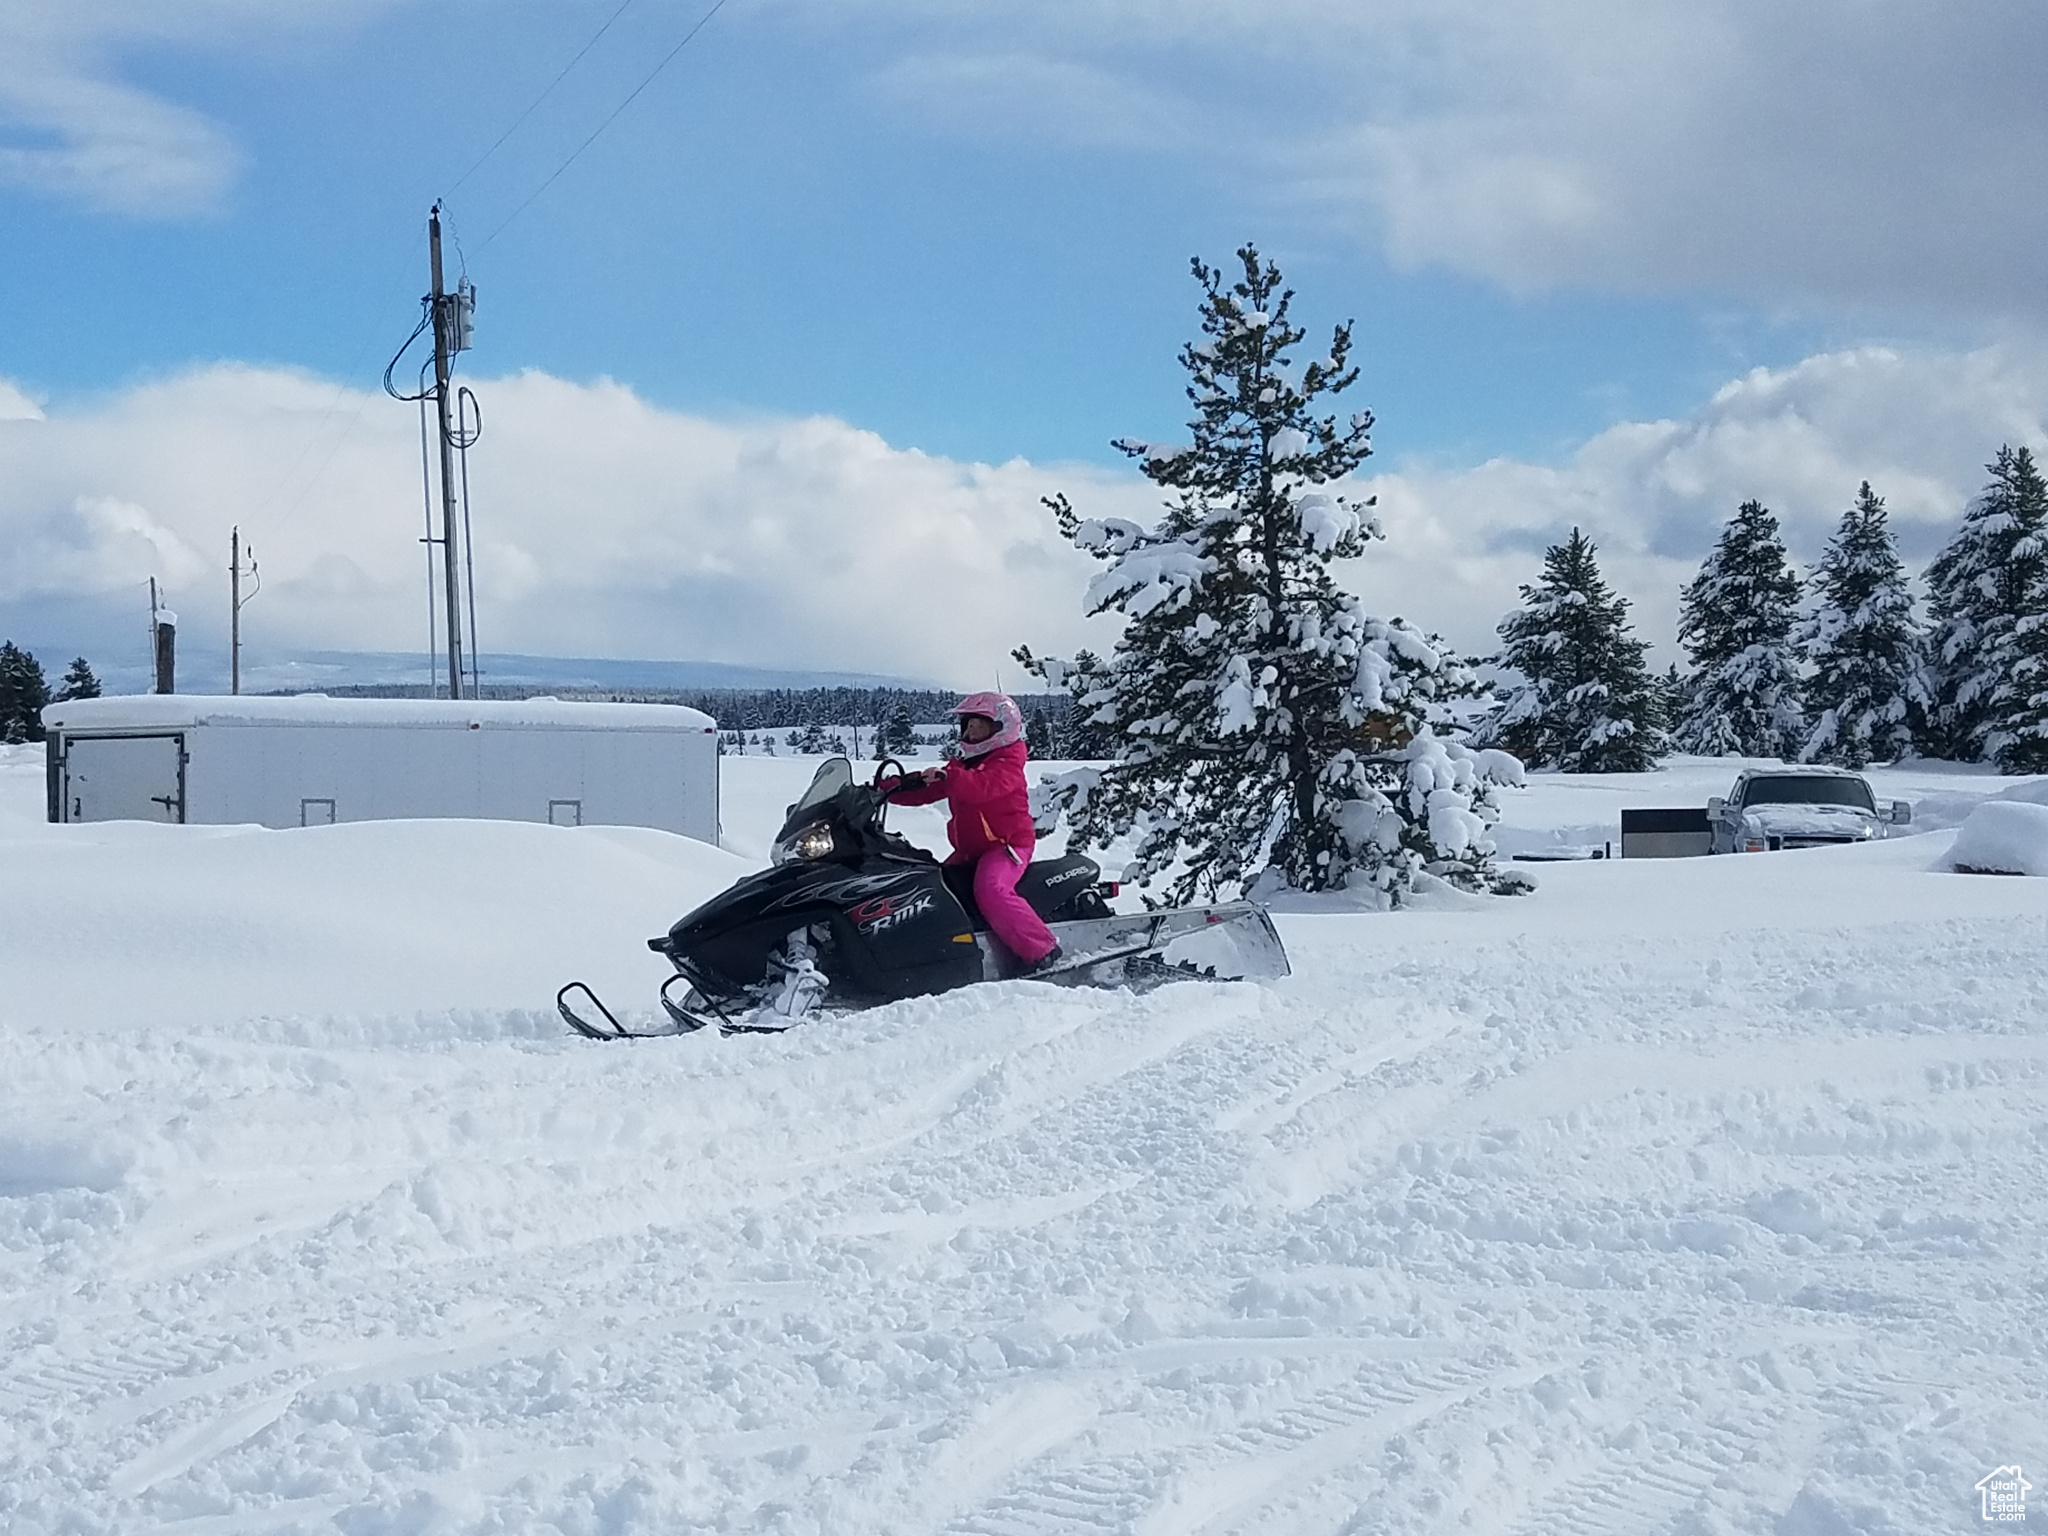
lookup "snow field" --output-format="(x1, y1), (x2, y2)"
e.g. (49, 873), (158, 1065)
(2, 743), (2047, 1533)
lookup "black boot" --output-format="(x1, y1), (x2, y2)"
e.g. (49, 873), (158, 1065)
(1018, 943), (1064, 977)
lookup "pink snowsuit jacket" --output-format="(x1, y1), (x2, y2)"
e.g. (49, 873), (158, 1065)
(886, 740), (1035, 863)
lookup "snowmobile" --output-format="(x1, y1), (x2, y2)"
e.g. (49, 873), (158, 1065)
(557, 756), (1290, 1039)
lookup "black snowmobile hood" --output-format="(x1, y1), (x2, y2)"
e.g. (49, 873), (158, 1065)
(654, 853), (941, 952)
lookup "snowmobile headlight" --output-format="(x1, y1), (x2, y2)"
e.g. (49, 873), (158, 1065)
(774, 821), (837, 864)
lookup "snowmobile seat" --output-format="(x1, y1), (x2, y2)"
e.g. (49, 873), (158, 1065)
(942, 853), (1103, 928)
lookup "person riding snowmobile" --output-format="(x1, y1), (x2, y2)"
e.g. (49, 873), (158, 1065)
(881, 692), (1062, 975)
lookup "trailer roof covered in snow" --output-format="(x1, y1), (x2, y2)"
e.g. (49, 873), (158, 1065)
(42, 694), (716, 732)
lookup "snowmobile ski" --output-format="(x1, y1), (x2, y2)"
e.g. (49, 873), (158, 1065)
(556, 981), (633, 1041)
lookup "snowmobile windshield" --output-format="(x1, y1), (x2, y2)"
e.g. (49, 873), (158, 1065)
(1739, 775), (1876, 811)
(779, 757), (855, 838)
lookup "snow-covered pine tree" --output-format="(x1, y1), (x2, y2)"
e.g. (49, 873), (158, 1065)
(1051, 651), (1121, 760)
(1026, 708), (1055, 760)
(1674, 500), (1805, 758)
(879, 703), (916, 759)
(53, 656), (100, 703)
(1661, 664), (1691, 738)
(1924, 445), (2048, 765)
(1478, 528), (1665, 772)
(1795, 482), (1925, 767)
(1016, 246), (1523, 906)
(0, 641), (51, 744)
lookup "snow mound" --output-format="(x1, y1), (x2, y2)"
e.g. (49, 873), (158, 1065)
(1944, 800), (2048, 875)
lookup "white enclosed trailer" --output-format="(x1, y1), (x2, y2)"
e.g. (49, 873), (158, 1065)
(41, 695), (720, 841)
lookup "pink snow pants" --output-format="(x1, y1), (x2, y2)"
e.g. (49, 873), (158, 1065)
(969, 845), (1058, 965)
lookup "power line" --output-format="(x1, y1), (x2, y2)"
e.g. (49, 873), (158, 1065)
(476, 0), (733, 254)
(441, 0), (644, 204)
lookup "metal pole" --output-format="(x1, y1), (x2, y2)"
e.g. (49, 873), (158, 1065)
(429, 206), (465, 701)
(230, 526), (240, 696)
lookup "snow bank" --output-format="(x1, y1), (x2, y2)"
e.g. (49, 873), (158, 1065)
(1944, 799), (2048, 875)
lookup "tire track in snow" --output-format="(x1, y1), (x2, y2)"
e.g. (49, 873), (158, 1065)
(1132, 1356), (1526, 1536)
(928, 1354), (1513, 1536)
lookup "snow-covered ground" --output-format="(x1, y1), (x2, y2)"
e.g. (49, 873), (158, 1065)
(3, 743), (2046, 1534)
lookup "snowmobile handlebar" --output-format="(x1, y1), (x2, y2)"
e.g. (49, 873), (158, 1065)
(873, 758), (936, 797)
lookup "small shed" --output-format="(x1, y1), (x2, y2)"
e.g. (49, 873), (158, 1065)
(41, 694), (719, 842)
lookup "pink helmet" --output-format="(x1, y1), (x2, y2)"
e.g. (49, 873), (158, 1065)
(951, 691), (1025, 759)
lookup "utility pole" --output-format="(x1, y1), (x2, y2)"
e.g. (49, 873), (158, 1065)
(229, 527), (259, 695)
(148, 578), (175, 694)
(428, 205), (466, 701)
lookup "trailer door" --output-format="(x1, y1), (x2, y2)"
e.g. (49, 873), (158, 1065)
(63, 734), (186, 823)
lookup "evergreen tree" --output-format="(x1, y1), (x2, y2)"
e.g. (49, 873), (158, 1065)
(1478, 528), (1665, 772)
(1049, 651), (1120, 760)
(1674, 500), (1805, 758)
(1660, 664), (1691, 738)
(1026, 708), (1056, 759)
(53, 656), (101, 703)
(879, 703), (917, 758)
(1018, 245), (1522, 906)
(1795, 483), (1926, 767)
(0, 642), (52, 743)
(1924, 445), (2048, 765)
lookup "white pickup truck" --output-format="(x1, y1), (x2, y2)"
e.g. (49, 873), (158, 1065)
(1706, 767), (1912, 854)
(1620, 767), (1913, 858)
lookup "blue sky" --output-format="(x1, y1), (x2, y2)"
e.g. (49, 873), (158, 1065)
(3, 1), (2046, 686)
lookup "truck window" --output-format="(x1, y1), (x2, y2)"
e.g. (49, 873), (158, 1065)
(1739, 775), (1875, 811)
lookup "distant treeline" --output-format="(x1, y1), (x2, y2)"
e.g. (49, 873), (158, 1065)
(288, 683), (1102, 744)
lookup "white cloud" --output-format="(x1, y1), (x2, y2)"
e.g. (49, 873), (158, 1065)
(0, 365), (1134, 687)
(869, 52), (1194, 152)
(825, 0), (2048, 321)
(1317, 2), (2048, 317)
(0, 0), (395, 216)
(0, 381), (44, 421)
(2, 346), (2043, 687)
(1346, 344), (2048, 663)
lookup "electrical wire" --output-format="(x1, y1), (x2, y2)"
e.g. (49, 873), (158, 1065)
(440, 0), (644, 205)
(475, 0), (732, 254)
(451, 384), (483, 451)
(418, 381), (441, 697)
(383, 309), (436, 402)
